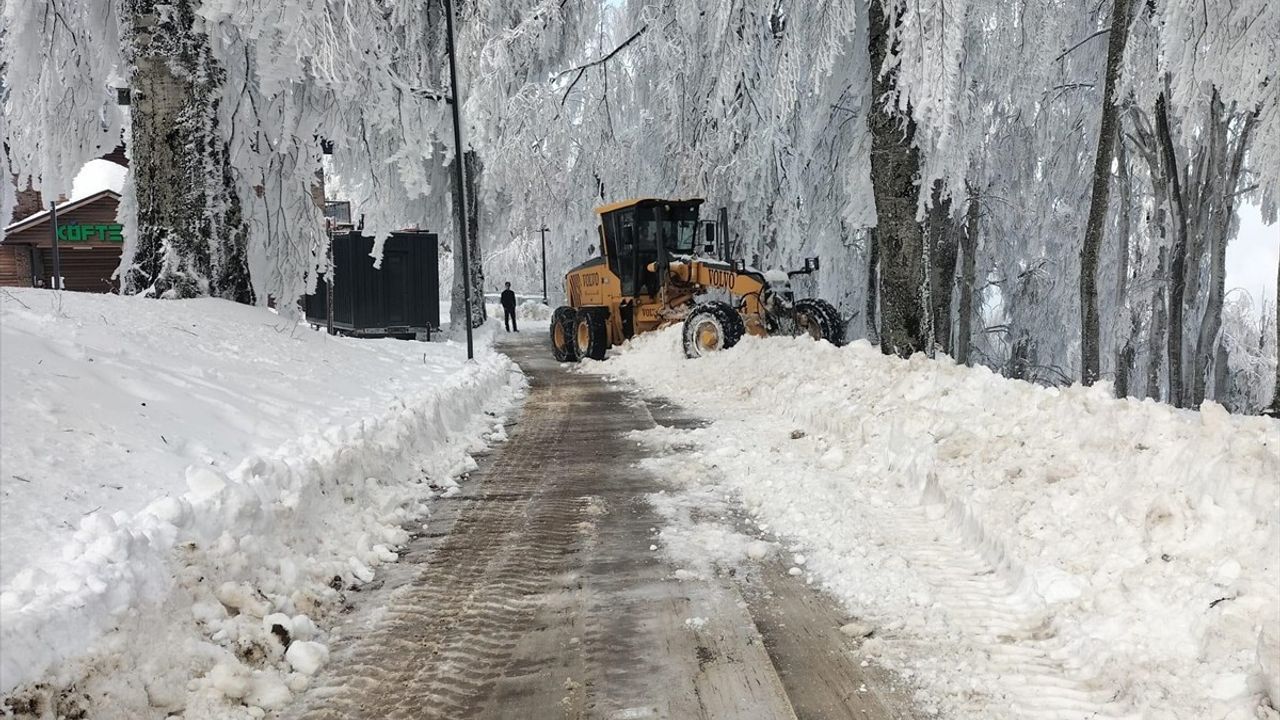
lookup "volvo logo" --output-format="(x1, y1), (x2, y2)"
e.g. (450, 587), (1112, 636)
(707, 269), (735, 289)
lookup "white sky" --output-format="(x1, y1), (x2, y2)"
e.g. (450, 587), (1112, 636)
(1227, 203), (1279, 308)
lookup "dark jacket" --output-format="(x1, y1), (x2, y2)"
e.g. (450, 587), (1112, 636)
(500, 289), (517, 309)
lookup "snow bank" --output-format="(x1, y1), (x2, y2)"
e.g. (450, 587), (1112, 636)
(0, 289), (523, 715)
(485, 298), (554, 324)
(588, 328), (1280, 719)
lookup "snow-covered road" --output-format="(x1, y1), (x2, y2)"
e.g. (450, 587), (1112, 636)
(584, 327), (1280, 720)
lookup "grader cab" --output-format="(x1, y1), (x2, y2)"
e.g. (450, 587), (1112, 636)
(549, 198), (844, 361)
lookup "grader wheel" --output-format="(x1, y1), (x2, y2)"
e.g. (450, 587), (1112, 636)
(573, 309), (609, 361)
(550, 306), (579, 362)
(794, 298), (845, 346)
(682, 301), (746, 358)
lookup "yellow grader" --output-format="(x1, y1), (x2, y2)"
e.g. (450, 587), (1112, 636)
(549, 198), (845, 361)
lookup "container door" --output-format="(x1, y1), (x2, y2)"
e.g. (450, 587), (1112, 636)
(381, 249), (411, 326)
(424, 234), (440, 329)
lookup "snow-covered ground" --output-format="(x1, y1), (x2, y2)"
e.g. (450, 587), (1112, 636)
(0, 289), (523, 716)
(585, 328), (1280, 720)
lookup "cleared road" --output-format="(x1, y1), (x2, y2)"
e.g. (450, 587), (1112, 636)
(285, 334), (911, 720)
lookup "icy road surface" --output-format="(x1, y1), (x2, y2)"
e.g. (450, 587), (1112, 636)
(285, 333), (914, 719)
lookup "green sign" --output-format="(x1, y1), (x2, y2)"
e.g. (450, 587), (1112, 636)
(57, 223), (124, 243)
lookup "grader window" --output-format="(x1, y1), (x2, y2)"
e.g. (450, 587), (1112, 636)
(637, 205), (698, 256)
(619, 217), (638, 296)
(599, 210), (625, 284)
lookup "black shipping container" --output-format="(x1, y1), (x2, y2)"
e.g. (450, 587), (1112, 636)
(305, 231), (440, 338)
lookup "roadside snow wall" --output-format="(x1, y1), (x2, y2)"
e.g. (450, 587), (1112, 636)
(0, 289), (523, 716)
(588, 327), (1280, 720)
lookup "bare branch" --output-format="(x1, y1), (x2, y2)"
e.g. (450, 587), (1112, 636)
(557, 26), (648, 106)
(1055, 28), (1109, 63)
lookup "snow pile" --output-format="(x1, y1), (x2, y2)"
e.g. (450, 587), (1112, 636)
(515, 299), (555, 322)
(646, 483), (774, 581)
(485, 298), (554, 324)
(588, 328), (1280, 720)
(0, 289), (523, 716)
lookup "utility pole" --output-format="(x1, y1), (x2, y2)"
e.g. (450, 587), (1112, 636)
(444, 0), (474, 360)
(49, 201), (63, 290)
(540, 225), (549, 304)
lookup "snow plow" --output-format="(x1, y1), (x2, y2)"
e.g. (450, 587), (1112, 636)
(550, 198), (845, 361)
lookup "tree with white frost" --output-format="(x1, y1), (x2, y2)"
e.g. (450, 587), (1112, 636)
(1, 1), (126, 233)
(450, 0), (597, 327)
(4, 0), (1275, 411)
(4, 0), (497, 310)
(123, 0), (252, 300)
(1079, 0), (1134, 385)
(867, 0), (926, 357)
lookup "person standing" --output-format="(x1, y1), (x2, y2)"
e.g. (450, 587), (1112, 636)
(500, 282), (518, 332)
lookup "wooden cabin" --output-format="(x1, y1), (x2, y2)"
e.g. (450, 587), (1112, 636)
(0, 190), (123, 293)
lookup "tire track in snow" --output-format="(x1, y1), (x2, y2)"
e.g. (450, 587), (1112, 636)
(284, 391), (591, 720)
(871, 503), (1139, 719)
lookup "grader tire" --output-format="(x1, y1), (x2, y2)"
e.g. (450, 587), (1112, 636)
(550, 306), (579, 362)
(794, 298), (846, 346)
(573, 309), (610, 361)
(682, 301), (745, 358)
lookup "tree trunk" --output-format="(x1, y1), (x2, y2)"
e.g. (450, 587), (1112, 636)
(927, 181), (959, 356)
(1007, 332), (1037, 382)
(1192, 208), (1228, 405)
(1078, 0), (1132, 385)
(1213, 342), (1230, 409)
(1128, 106), (1169, 401)
(1116, 316), (1139, 397)
(121, 0), (251, 302)
(868, 0), (926, 358)
(450, 149), (486, 329)
(1191, 106), (1255, 405)
(1156, 91), (1189, 407)
(1146, 247), (1168, 401)
(955, 184), (979, 366)
(1114, 132), (1139, 398)
(865, 228), (880, 345)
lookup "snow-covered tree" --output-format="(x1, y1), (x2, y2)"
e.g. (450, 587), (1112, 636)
(1078, 0), (1135, 385)
(4, 0), (1274, 409)
(122, 0), (252, 300)
(449, 0), (598, 327)
(1, 0), (126, 232)
(198, 0), (457, 307)
(1217, 292), (1277, 414)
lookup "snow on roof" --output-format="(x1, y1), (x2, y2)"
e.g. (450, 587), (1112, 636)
(71, 159), (128, 200)
(1, 189), (121, 238)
